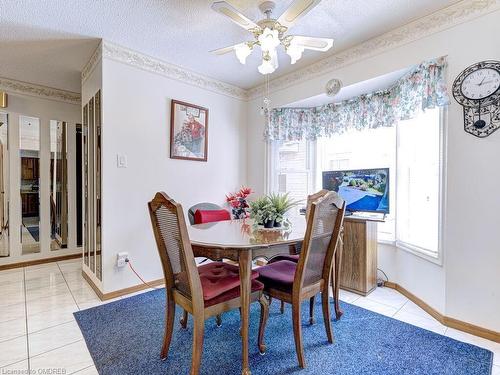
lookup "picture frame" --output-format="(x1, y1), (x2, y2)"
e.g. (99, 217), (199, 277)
(170, 99), (209, 161)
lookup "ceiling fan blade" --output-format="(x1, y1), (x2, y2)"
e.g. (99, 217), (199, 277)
(210, 44), (240, 55)
(289, 36), (333, 51)
(211, 1), (260, 31)
(277, 0), (322, 28)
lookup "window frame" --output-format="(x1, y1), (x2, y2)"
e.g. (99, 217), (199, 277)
(394, 107), (447, 265)
(265, 107), (447, 266)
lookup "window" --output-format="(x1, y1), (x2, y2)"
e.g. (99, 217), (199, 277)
(316, 126), (397, 242)
(268, 140), (315, 204)
(268, 107), (443, 259)
(396, 108), (442, 256)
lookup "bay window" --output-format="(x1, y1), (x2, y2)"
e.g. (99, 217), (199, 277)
(268, 107), (443, 259)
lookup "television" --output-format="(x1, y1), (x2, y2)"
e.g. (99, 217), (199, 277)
(322, 168), (389, 214)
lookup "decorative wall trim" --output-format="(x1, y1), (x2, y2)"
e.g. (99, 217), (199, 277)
(81, 42), (103, 84)
(101, 41), (248, 100)
(384, 281), (500, 343)
(0, 76), (81, 105)
(247, 0), (500, 99)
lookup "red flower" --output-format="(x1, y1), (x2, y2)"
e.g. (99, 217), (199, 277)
(226, 194), (236, 203)
(238, 186), (253, 198)
(230, 200), (240, 208)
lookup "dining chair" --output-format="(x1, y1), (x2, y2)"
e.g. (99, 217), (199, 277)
(148, 192), (269, 375)
(257, 191), (345, 368)
(188, 202), (224, 225)
(186, 202), (231, 328)
(267, 189), (333, 318)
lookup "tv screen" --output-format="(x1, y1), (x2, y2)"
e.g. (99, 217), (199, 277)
(322, 168), (389, 214)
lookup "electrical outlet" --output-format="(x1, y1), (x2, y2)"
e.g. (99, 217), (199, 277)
(116, 252), (129, 268)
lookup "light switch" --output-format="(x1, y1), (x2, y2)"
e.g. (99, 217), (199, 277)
(117, 154), (128, 168)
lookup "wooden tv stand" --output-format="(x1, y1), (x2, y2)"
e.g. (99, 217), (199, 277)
(339, 215), (383, 296)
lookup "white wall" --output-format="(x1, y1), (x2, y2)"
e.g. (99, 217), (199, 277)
(101, 58), (247, 293)
(246, 10), (500, 331)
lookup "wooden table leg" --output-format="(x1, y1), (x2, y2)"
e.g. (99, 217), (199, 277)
(239, 250), (252, 375)
(333, 238), (344, 320)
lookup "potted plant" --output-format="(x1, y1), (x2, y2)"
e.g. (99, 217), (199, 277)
(267, 192), (299, 227)
(249, 196), (269, 225)
(261, 201), (278, 228)
(226, 186), (252, 219)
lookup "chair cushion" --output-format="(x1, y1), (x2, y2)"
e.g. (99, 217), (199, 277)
(268, 254), (299, 264)
(257, 260), (297, 292)
(194, 209), (231, 224)
(205, 279), (264, 307)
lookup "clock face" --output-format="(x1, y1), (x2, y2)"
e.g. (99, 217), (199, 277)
(461, 68), (500, 100)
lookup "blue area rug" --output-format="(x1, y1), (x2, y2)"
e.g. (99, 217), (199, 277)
(74, 289), (493, 375)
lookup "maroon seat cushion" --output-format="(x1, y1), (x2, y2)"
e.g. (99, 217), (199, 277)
(268, 254), (299, 264)
(257, 260), (297, 292)
(204, 279), (264, 307)
(194, 209), (231, 224)
(176, 262), (261, 305)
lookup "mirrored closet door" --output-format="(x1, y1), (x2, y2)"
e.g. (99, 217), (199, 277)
(83, 90), (102, 281)
(19, 116), (40, 254)
(0, 113), (9, 257)
(50, 121), (68, 250)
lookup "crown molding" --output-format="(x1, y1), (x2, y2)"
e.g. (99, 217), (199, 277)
(101, 41), (248, 100)
(81, 42), (103, 84)
(247, 0), (500, 100)
(0, 77), (80, 105)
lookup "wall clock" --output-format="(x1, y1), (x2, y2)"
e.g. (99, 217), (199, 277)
(452, 60), (500, 138)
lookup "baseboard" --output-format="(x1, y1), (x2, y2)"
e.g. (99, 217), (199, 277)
(0, 253), (81, 271)
(81, 271), (165, 301)
(384, 281), (500, 343)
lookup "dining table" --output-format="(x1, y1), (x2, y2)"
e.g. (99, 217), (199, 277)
(187, 215), (344, 375)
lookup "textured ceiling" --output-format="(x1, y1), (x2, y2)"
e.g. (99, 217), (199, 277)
(0, 0), (460, 93)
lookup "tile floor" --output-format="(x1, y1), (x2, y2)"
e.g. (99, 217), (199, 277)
(0, 258), (498, 374)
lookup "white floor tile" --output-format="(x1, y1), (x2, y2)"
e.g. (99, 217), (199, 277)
(445, 327), (500, 366)
(0, 288), (25, 307)
(30, 339), (94, 374)
(0, 359), (28, 372)
(393, 310), (447, 335)
(57, 259), (83, 273)
(351, 296), (399, 317)
(29, 321), (83, 357)
(27, 305), (77, 333)
(0, 269), (24, 285)
(0, 335), (28, 367)
(338, 289), (361, 303)
(26, 293), (79, 316)
(492, 365), (500, 375)
(73, 365), (99, 375)
(25, 282), (72, 301)
(25, 273), (66, 291)
(0, 318), (26, 342)
(365, 286), (408, 309)
(71, 285), (100, 305)
(398, 300), (433, 319)
(0, 301), (26, 323)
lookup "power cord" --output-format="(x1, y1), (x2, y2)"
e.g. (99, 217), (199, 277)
(377, 267), (389, 287)
(125, 258), (163, 290)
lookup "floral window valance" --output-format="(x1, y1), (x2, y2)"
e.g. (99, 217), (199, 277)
(265, 57), (450, 141)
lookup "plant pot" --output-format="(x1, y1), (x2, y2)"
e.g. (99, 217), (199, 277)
(263, 219), (275, 228)
(273, 221), (281, 228)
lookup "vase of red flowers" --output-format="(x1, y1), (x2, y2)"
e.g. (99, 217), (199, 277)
(226, 187), (252, 219)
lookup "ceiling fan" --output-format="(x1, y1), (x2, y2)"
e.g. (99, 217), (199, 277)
(210, 0), (333, 75)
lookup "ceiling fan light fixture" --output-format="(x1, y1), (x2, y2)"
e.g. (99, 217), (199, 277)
(258, 50), (278, 75)
(234, 43), (252, 64)
(286, 42), (305, 64)
(258, 27), (280, 52)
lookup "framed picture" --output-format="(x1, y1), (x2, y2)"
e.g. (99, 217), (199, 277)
(170, 100), (209, 161)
